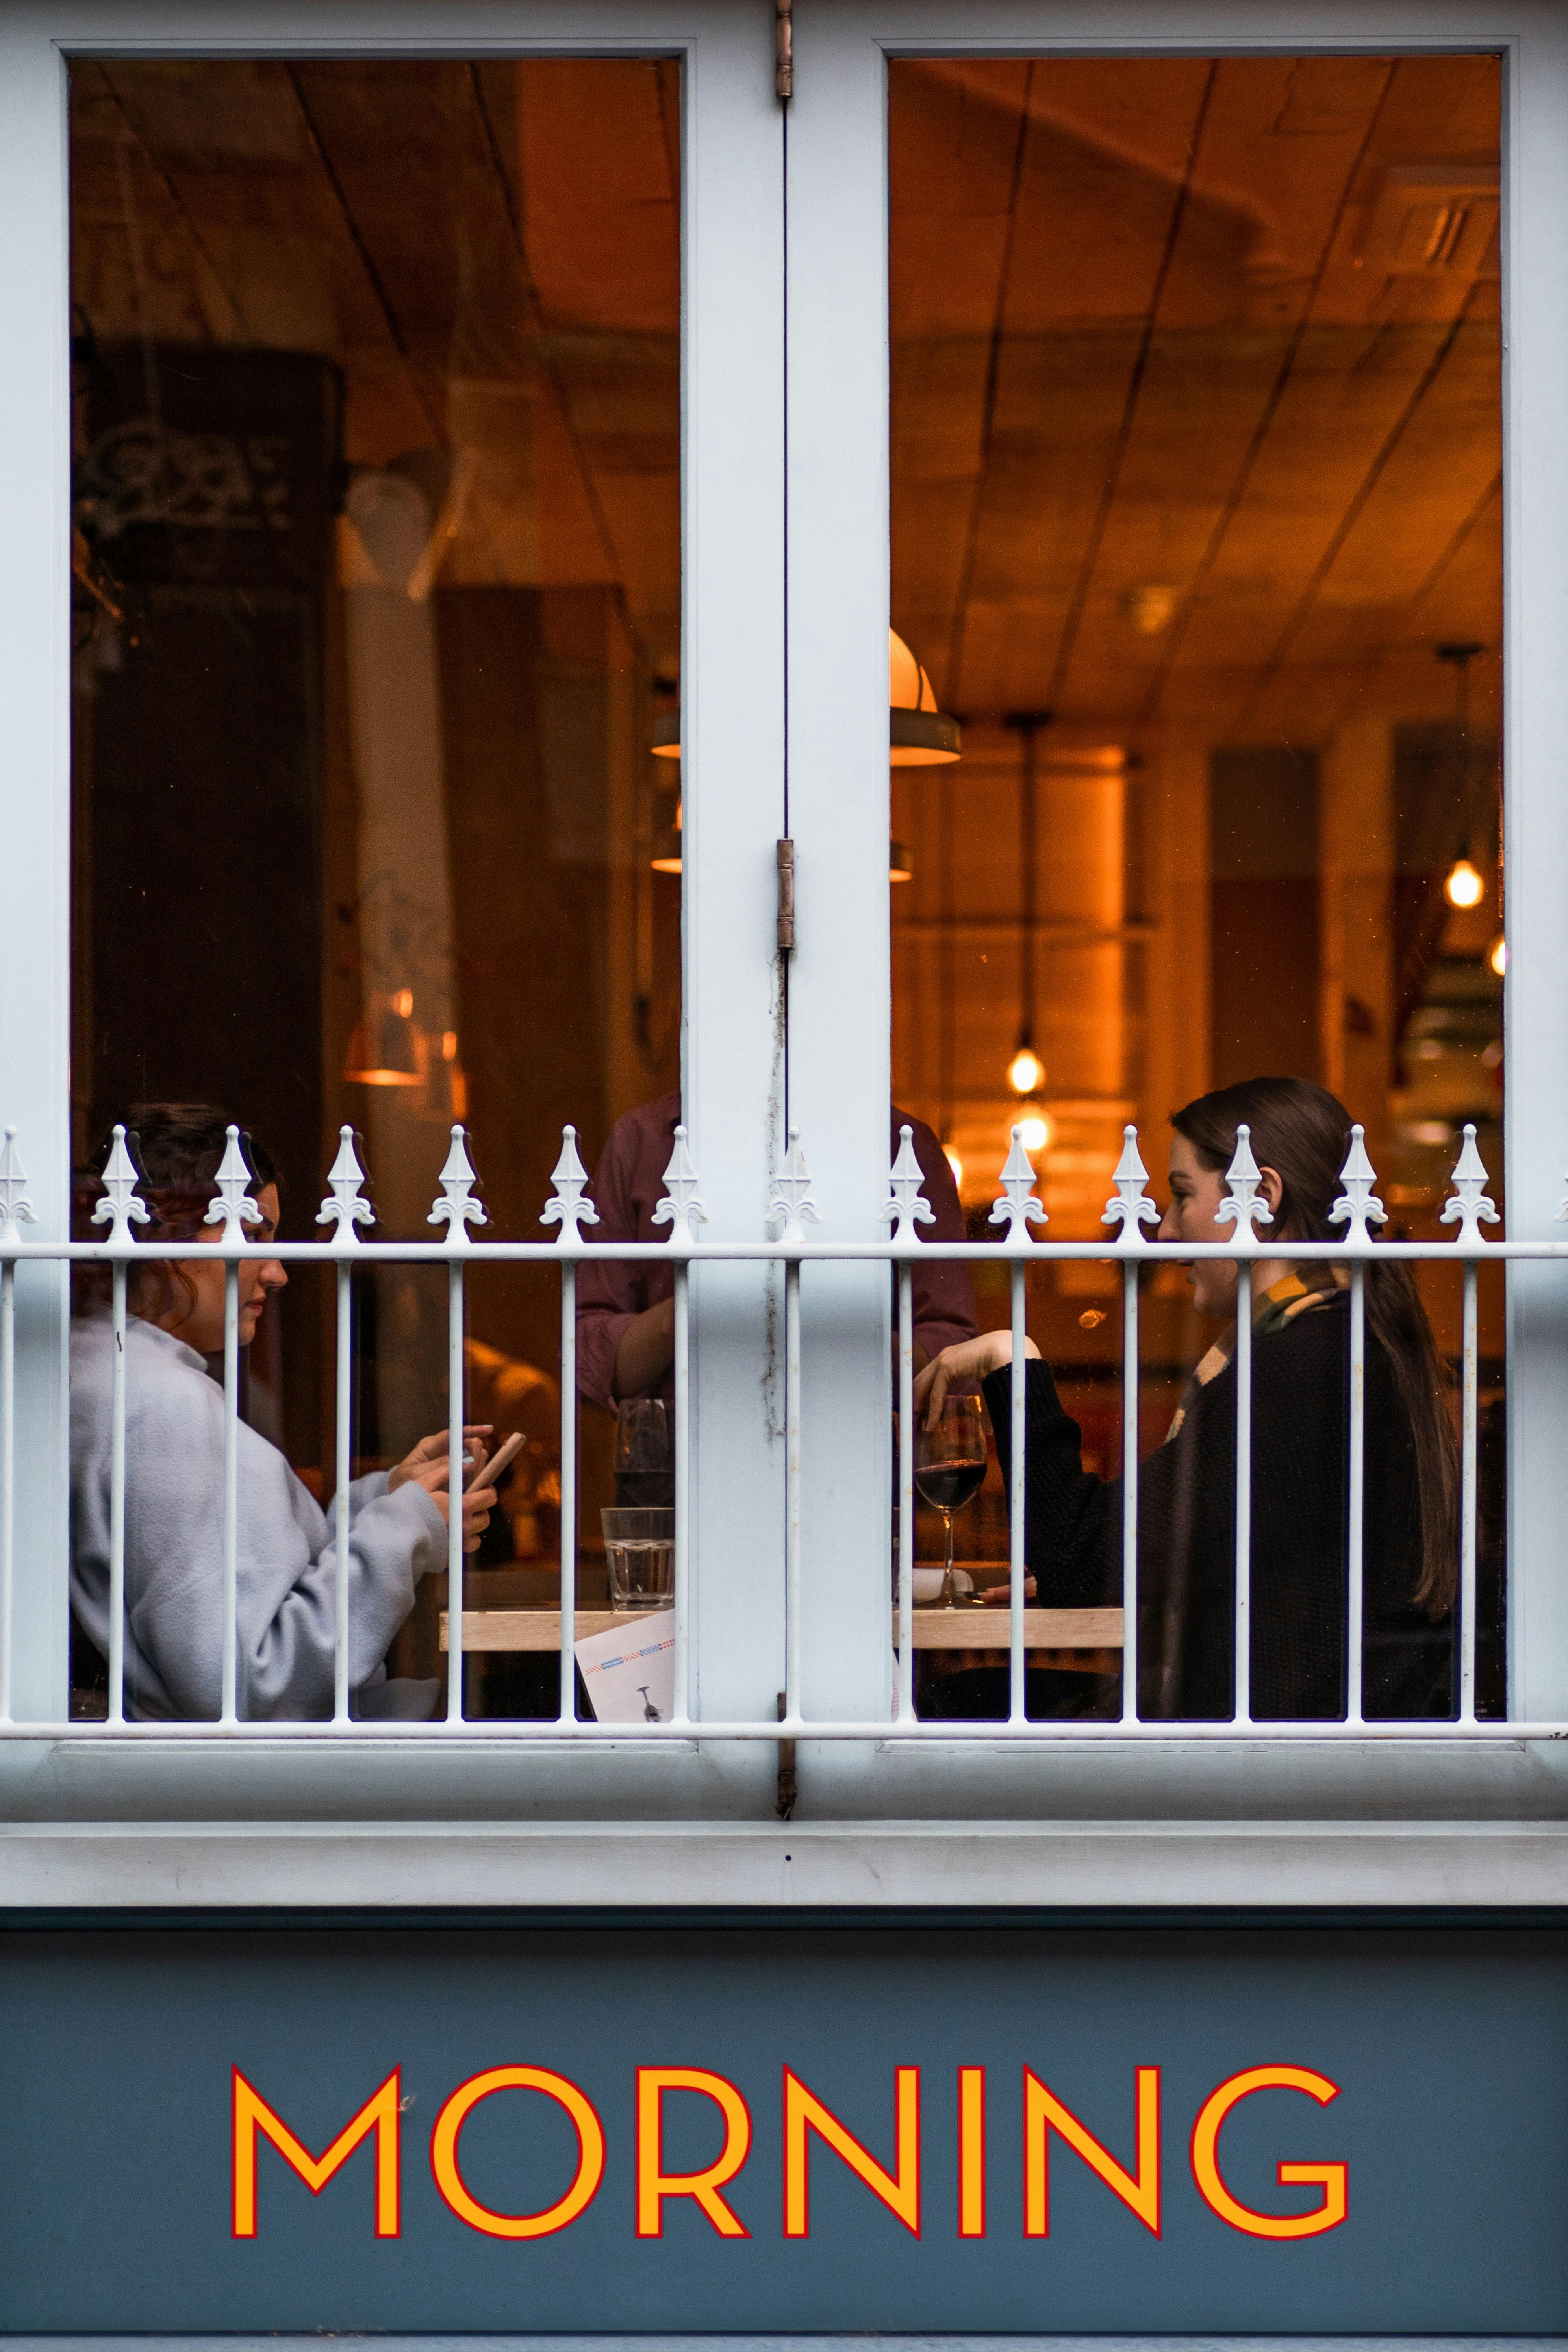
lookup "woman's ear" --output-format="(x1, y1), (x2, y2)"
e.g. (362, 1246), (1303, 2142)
(1257, 1164), (1284, 1220)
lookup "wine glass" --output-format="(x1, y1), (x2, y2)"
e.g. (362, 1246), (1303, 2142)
(916, 1394), (988, 1607)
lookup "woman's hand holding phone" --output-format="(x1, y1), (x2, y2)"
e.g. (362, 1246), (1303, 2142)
(391, 1423), (500, 1553)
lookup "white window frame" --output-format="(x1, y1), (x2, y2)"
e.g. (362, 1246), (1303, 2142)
(0, 0), (788, 1824)
(782, 0), (1568, 1829)
(2, 0), (1568, 1907)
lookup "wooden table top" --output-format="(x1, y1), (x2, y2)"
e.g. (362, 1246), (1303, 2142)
(441, 1605), (1123, 1653)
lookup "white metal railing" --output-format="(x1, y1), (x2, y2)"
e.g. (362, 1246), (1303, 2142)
(0, 1107), (1549, 1743)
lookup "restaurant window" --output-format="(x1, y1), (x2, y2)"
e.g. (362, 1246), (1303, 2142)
(67, 56), (681, 1718)
(888, 52), (1505, 1718)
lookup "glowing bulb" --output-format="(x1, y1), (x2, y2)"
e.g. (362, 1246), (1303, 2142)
(1008, 1045), (1045, 1095)
(943, 1147), (963, 1188)
(1490, 934), (1508, 977)
(1445, 857), (1485, 910)
(1019, 1115), (1050, 1153)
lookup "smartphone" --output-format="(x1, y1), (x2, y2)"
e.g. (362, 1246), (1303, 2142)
(465, 1428), (526, 1492)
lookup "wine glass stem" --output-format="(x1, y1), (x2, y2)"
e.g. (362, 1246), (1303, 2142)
(940, 1509), (955, 1605)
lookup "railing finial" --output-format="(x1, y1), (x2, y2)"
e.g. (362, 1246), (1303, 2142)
(1441, 1122), (1499, 1246)
(653, 1123), (707, 1245)
(1101, 1123), (1157, 1249)
(543, 1124), (599, 1244)
(768, 1126), (821, 1245)
(881, 1124), (935, 1243)
(429, 1124), (487, 1247)
(205, 1124), (261, 1246)
(990, 1125), (1047, 1244)
(1216, 1121), (1273, 1245)
(91, 1123), (150, 1249)
(1329, 1123), (1385, 1248)
(316, 1125), (375, 1245)
(0, 1128), (37, 1247)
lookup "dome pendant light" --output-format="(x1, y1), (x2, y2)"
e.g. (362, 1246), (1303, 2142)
(649, 630), (961, 768)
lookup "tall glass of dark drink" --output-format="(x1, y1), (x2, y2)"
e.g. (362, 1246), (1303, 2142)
(915, 1394), (987, 1607)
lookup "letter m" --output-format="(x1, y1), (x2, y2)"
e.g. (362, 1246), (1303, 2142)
(232, 2066), (401, 2238)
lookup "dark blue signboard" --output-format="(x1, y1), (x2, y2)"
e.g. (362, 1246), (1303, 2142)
(0, 1921), (1563, 2333)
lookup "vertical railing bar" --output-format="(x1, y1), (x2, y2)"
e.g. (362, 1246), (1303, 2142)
(1460, 1255), (1479, 1726)
(558, 1259), (577, 1726)
(219, 1256), (241, 1725)
(0, 1259), (15, 1726)
(106, 1257), (128, 1725)
(897, 1257), (914, 1724)
(1346, 1259), (1366, 1728)
(1233, 1274), (1253, 1727)
(673, 1257), (692, 1726)
(1119, 1256), (1139, 1726)
(446, 1258), (465, 1724)
(1008, 1257), (1026, 1726)
(333, 1256), (352, 1725)
(784, 1255), (801, 1725)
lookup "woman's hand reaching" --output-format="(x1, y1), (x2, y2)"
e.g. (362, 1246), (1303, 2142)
(912, 1331), (1039, 1426)
(390, 1424), (496, 1553)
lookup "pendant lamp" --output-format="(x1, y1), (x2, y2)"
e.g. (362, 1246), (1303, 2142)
(649, 631), (960, 767)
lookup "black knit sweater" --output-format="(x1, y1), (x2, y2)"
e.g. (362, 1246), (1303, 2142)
(984, 1291), (1453, 1720)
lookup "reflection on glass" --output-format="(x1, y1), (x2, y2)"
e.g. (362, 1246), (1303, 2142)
(891, 54), (1504, 1718)
(68, 58), (680, 1717)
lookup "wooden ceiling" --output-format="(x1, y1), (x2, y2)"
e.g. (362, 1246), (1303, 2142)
(70, 58), (682, 667)
(890, 52), (1503, 750)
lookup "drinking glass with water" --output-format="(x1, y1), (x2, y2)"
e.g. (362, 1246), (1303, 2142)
(601, 1507), (675, 1611)
(614, 1399), (674, 1507)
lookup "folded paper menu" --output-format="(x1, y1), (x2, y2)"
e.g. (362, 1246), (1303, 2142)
(575, 1609), (676, 1723)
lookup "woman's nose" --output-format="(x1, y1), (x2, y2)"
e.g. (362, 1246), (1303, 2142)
(262, 1258), (288, 1290)
(1156, 1203), (1179, 1241)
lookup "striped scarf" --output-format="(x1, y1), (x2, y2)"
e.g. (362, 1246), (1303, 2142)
(1164, 1265), (1348, 1445)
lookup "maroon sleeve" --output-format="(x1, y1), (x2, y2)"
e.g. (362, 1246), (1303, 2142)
(573, 1122), (646, 1412)
(897, 1111), (979, 1359)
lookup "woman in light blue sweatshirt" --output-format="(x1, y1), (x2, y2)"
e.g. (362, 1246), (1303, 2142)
(70, 1106), (495, 1721)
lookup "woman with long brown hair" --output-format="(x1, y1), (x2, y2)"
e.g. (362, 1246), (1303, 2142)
(915, 1076), (1457, 1720)
(70, 1104), (496, 1722)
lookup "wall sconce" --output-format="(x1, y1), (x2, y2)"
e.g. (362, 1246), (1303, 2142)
(345, 988), (423, 1087)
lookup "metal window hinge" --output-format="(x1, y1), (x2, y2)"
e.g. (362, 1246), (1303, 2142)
(775, 0), (793, 101)
(777, 838), (795, 957)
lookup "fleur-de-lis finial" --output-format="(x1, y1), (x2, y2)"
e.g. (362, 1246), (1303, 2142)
(543, 1125), (599, 1244)
(652, 1123), (707, 1245)
(91, 1124), (150, 1248)
(428, 1125), (487, 1246)
(316, 1125), (375, 1244)
(768, 1127), (821, 1244)
(0, 1129), (37, 1247)
(1101, 1124), (1158, 1249)
(990, 1125), (1047, 1245)
(1441, 1123), (1499, 1246)
(1216, 1122), (1273, 1245)
(881, 1124), (935, 1243)
(205, 1125), (260, 1246)
(1329, 1123), (1385, 1248)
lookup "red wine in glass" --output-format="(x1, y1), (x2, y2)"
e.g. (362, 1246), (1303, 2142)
(916, 1394), (987, 1605)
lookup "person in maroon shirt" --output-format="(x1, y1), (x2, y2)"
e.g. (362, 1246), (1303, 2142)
(575, 1091), (977, 1409)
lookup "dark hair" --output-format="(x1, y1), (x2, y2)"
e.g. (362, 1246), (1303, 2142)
(1171, 1075), (1458, 1620)
(74, 1104), (279, 1324)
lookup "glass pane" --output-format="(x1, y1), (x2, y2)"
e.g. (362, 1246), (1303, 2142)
(890, 54), (1503, 1722)
(68, 57), (680, 1719)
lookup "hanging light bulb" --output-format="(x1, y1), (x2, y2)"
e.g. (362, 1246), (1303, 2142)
(1008, 1042), (1045, 1095)
(1490, 934), (1508, 977)
(1445, 856), (1485, 910)
(943, 1146), (963, 1189)
(1019, 1114), (1051, 1153)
